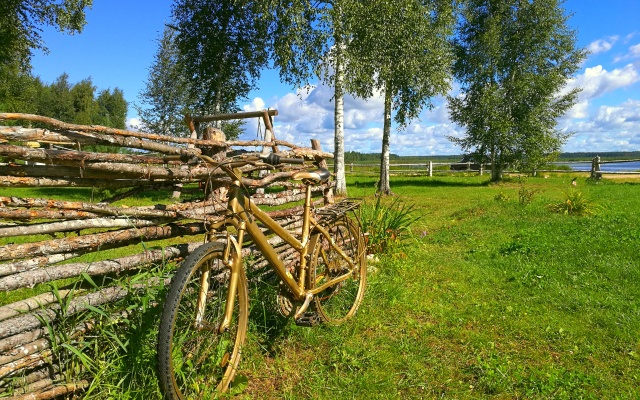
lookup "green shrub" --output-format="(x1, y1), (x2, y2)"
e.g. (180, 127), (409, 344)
(494, 192), (510, 202)
(547, 189), (598, 216)
(357, 196), (420, 254)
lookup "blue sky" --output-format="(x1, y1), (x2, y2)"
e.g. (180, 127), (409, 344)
(31, 0), (640, 156)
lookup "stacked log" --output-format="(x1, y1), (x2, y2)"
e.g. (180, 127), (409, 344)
(0, 111), (334, 398)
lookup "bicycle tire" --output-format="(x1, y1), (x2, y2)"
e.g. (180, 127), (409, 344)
(309, 216), (367, 324)
(157, 241), (248, 399)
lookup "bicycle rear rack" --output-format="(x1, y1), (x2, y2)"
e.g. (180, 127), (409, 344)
(315, 198), (361, 221)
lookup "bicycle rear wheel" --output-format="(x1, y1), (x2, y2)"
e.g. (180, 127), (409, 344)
(157, 242), (248, 399)
(310, 216), (367, 324)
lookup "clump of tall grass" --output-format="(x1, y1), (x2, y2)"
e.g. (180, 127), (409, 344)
(547, 189), (598, 216)
(518, 185), (539, 205)
(357, 196), (420, 254)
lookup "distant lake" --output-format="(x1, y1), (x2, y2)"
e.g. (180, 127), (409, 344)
(554, 161), (640, 172)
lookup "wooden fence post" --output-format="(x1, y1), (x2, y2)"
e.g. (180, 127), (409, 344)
(428, 161), (433, 177)
(591, 156), (601, 179)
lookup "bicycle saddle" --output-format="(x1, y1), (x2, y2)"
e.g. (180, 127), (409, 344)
(291, 168), (331, 185)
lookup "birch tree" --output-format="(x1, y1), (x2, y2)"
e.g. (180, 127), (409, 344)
(136, 27), (191, 137)
(448, 0), (586, 181)
(264, 0), (351, 195)
(344, 0), (455, 195)
(170, 0), (269, 122)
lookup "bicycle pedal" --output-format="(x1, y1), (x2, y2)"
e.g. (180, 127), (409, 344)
(294, 312), (322, 327)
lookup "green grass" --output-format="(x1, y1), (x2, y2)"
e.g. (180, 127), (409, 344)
(234, 174), (640, 399)
(4, 173), (640, 398)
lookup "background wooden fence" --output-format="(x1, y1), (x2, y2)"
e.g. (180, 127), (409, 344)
(0, 111), (333, 398)
(334, 156), (640, 178)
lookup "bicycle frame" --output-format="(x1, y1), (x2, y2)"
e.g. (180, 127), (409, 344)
(211, 166), (358, 331)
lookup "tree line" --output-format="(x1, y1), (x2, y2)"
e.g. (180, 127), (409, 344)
(1, 73), (127, 130)
(1, 0), (586, 194)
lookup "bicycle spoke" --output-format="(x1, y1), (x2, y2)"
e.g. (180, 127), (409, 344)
(158, 242), (248, 399)
(310, 217), (367, 324)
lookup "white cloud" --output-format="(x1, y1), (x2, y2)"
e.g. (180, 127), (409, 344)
(240, 82), (464, 156)
(243, 97), (266, 112)
(613, 43), (640, 63)
(624, 32), (639, 43)
(240, 57), (640, 156)
(562, 64), (640, 117)
(126, 117), (141, 131)
(575, 64), (639, 99)
(587, 36), (619, 55)
(562, 99), (640, 152)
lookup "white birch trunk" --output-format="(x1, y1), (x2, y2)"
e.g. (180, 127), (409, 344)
(333, 10), (347, 196)
(378, 83), (393, 195)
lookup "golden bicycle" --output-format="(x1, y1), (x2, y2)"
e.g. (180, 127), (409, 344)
(156, 152), (367, 398)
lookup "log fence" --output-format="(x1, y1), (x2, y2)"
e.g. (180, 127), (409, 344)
(0, 111), (334, 398)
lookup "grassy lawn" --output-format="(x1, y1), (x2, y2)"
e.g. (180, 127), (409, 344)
(4, 173), (639, 399)
(234, 173), (640, 399)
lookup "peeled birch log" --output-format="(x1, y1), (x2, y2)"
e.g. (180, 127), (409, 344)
(0, 197), (188, 219)
(0, 167), (309, 188)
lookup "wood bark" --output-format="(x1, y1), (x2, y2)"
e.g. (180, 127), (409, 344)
(0, 208), (100, 221)
(0, 126), (202, 156)
(9, 380), (89, 400)
(0, 337), (50, 366)
(0, 166), (316, 187)
(378, 82), (393, 195)
(0, 368), (52, 392)
(4, 376), (56, 396)
(0, 242), (200, 291)
(0, 253), (80, 277)
(312, 139), (334, 204)
(0, 176), (164, 188)
(0, 286), (129, 340)
(0, 218), (158, 238)
(0, 328), (46, 354)
(0, 349), (51, 380)
(333, 50), (347, 196)
(0, 291), (72, 322)
(0, 113), (226, 148)
(0, 143), (176, 166)
(0, 222), (204, 262)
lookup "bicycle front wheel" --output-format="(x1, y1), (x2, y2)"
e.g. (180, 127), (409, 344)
(157, 242), (248, 399)
(310, 216), (367, 324)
